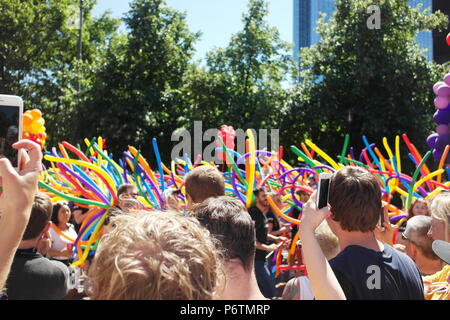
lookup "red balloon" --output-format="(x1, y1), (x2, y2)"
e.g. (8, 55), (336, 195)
(447, 33), (450, 46)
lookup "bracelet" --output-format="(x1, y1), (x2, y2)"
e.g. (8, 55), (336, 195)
(392, 227), (399, 245)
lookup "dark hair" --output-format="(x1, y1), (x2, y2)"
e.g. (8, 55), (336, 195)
(23, 193), (53, 240)
(329, 166), (382, 232)
(192, 196), (256, 271)
(295, 189), (309, 196)
(117, 184), (137, 197)
(51, 202), (69, 226)
(185, 166), (225, 203)
(253, 187), (266, 197)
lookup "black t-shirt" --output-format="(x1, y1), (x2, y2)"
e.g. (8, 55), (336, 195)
(5, 248), (69, 300)
(290, 207), (301, 238)
(248, 206), (269, 261)
(329, 244), (424, 300)
(266, 210), (280, 233)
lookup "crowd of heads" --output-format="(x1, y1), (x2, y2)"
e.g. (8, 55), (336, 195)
(2, 155), (450, 300)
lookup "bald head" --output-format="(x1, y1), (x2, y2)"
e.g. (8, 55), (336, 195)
(404, 216), (438, 260)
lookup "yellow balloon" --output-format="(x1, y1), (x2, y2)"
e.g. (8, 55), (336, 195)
(245, 129), (256, 208)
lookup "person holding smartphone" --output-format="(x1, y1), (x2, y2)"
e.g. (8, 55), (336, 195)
(0, 139), (43, 291)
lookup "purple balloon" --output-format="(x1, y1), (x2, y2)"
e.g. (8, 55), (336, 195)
(438, 85), (450, 98)
(427, 133), (439, 149)
(434, 81), (446, 95)
(435, 96), (450, 109)
(444, 73), (450, 86)
(432, 148), (442, 161)
(437, 124), (450, 135)
(435, 134), (450, 152)
(433, 109), (450, 125)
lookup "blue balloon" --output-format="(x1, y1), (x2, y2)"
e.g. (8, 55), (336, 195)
(432, 148), (442, 161)
(427, 133), (439, 149)
(433, 109), (450, 125)
(435, 134), (450, 152)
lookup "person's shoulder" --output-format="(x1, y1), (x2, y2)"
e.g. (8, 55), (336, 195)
(384, 244), (415, 265)
(30, 256), (69, 278)
(248, 206), (259, 217)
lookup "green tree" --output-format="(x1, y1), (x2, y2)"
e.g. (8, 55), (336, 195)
(0, 0), (120, 146)
(76, 0), (200, 158)
(184, 0), (294, 133)
(283, 0), (448, 170)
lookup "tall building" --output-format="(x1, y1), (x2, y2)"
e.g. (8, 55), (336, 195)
(410, 0), (433, 61)
(293, 0), (334, 63)
(293, 0), (443, 63)
(433, 0), (450, 64)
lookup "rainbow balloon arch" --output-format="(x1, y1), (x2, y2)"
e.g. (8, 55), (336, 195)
(38, 131), (450, 274)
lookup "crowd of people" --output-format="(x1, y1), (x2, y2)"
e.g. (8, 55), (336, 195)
(0, 140), (449, 300)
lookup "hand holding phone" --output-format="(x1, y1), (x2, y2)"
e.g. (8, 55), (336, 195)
(316, 172), (331, 209)
(0, 95), (23, 170)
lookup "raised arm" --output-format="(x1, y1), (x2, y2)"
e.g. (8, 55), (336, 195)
(299, 192), (346, 300)
(0, 140), (42, 289)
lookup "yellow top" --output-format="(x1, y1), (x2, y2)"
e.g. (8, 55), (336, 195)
(423, 265), (450, 300)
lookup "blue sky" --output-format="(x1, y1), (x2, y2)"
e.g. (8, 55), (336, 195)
(92, 0), (293, 62)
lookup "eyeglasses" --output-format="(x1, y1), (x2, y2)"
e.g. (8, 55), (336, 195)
(401, 232), (409, 241)
(401, 232), (423, 249)
(120, 193), (139, 199)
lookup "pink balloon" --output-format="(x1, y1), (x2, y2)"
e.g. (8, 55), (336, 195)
(444, 73), (450, 86)
(434, 81), (446, 95)
(437, 124), (449, 135)
(435, 96), (450, 110)
(438, 85), (450, 97)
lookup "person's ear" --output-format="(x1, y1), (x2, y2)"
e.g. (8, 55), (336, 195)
(38, 221), (52, 240)
(410, 243), (418, 260)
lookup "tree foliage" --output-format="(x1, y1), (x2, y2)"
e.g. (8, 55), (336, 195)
(283, 0), (448, 170)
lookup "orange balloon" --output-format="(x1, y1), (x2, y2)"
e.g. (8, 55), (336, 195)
(23, 114), (33, 126)
(23, 123), (32, 133)
(30, 109), (42, 120)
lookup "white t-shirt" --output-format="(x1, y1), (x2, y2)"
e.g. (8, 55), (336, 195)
(49, 223), (77, 260)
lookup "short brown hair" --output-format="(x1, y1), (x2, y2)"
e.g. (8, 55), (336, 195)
(23, 193), (53, 240)
(185, 166), (225, 203)
(192, 196), (256, 271)
(89, 210), (222, 300)
(329, 166), (382, 232)
(117, 184), (136, 197)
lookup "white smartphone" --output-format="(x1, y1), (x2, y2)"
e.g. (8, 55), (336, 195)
(0, 95), (23, 169)
(316, 172), (331, 209)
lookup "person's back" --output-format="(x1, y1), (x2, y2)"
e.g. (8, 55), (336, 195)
(5, 193), (68, 300)
(329, 244), (423, 300)
(327, 166), (424, 300)
(192, 196), (265, 300)
(6, 248), (68, 300)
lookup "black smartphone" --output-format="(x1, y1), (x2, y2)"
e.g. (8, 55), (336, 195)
(316, 172), (331, 209)
(0, 95), (23, 169)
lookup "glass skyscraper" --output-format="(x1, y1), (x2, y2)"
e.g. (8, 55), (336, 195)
(293, 0), (433, 62)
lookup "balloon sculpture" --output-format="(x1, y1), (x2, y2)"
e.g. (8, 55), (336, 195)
(216, 125), (236, 164)
(428, 74), (450, 163)
(37, 131), (450, 276)
(22, 109), (47, 148)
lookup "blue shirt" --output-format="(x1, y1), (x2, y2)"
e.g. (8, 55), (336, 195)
(329, 244), (424, 300)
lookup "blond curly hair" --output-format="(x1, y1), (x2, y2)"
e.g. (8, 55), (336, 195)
(88, 210), (222, 300)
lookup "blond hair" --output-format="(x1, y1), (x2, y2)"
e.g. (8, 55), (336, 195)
(430, 193), (450, 242)
(89, 210), (222, 300)
(315, 222), (340, 260)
